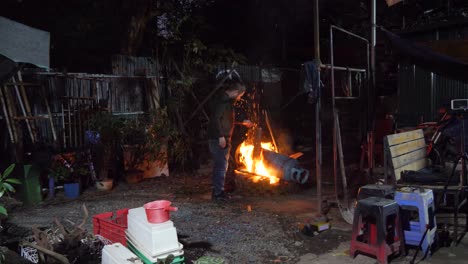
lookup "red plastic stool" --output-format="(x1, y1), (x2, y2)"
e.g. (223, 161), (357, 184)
(350, 197), (405, 264)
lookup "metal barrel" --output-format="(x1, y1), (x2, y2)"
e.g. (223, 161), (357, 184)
(263, 149), (309, 184)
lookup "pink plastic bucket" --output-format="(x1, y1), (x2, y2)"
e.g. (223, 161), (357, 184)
(143, 200), (178, 224)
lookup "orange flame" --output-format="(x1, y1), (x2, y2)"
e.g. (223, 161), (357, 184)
(238, 141), (280, 184)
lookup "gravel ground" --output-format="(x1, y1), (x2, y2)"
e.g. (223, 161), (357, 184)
(6, 172), (349, 263)
(6, 172), (468, 264)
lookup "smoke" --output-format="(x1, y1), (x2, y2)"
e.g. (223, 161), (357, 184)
(276, 128), (294, 155)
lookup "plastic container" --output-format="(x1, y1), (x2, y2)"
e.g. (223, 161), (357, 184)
(17, 164), (42, 206)
(64, 183), (80, 198)
(127, 207), (180, 256)
(48, 176), (55, 198)
(143, 200), (178, 223)
(96, 179), (113, 191)
(93, 208), (129, 246)
(102, 243), (143, 264)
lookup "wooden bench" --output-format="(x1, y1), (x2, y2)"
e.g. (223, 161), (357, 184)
(384, 129), (428, 184)
(384, 129), (468, 244)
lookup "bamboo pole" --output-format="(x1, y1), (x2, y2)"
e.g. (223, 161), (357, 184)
(335, 112), (349, 205)
(12, 76), (35, 143)
(17, 71), (37, 142)
(0, 85), (15, 143)
(61, 101), (66, 148)
(41, 85), (57, 143)
(4, 86), (19, 143)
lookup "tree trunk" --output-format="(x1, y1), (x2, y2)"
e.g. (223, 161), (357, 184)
(120, 0), (153, 56)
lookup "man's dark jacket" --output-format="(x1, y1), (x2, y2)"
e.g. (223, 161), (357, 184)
(207, 91), (237, 140)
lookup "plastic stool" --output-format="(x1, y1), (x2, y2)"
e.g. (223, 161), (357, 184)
(357, 184), (395, 200)
(350, 197), (405, 264)
(395, 187), (436, 255)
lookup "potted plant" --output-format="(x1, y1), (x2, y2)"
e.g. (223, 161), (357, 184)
(63, 170), (81, 199)
(121, 108), (173, 182)
(50, 154), (82, 199)
(89, 112), (123, 187)
(120, 117), (147, 184)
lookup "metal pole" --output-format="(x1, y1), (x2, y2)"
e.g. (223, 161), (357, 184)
(371, 0), (376, 91)
(330, 26), (338, 206)
(331, 25), (369, 42)
(314, 0), (320, 61)
(313, 0), (322, 216)
(369, 0), (377, 171)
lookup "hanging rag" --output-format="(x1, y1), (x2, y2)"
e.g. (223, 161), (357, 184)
(303, 60), (321, 104)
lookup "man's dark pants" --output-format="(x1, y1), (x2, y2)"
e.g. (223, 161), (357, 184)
(208, 139), (231, 196)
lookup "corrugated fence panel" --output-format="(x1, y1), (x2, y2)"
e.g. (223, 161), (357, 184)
(414, 66), (432, 122)
(110, 78), (145, 113)
(111, 55), (157, 76)
(434, 74), (468, 111)
(398, 64), (417, 126)
(398, 65), (431, 126)
(398, 63), (468, 127)
(20, 73), (158, 148)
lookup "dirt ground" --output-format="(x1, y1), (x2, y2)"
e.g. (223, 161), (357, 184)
(6, 167), (468, 264)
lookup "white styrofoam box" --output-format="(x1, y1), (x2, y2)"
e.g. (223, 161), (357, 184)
(126, 230), (184, 261)
(102, 243), (143, 264)
(127, 207), (180, 256)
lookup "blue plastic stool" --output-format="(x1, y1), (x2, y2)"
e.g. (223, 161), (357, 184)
(395, 187), (436, 255)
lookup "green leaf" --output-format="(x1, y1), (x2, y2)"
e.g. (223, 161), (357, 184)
(5, 178), (21, 185)
(3, 183), (15, 193)
(0, 205), (7, 216)
(2, 164), (15, 178)
(0, 189), (4, 197)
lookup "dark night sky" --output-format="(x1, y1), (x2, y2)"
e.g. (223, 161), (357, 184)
(1, 0), (467, 72)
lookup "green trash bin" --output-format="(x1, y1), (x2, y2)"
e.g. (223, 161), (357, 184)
(16, 164), (42, 206)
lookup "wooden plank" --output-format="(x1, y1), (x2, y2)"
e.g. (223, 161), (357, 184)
(386, 129), (424, 146)
(13, 116), (49, 120)
(393, 158), (427, 181)
(4, 82), (40, 86)
(391, 148), (427, 169)
(389, 138), (426, 157)
(397, 183), (463, 191)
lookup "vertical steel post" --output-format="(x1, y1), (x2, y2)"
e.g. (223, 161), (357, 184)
(371, 0), (376, 93)
(369, 0), (377, 170)
(330, 26), (337, 208)
(313, 0), (322, 215)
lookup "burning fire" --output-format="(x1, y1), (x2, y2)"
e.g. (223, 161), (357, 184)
(238, 141), (280, 184)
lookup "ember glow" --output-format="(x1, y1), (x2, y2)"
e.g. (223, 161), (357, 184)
(238, 141), (280, 184)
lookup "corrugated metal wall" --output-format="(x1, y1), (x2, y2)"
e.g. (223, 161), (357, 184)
(397, 25), (468, 127)
(398, 64), (468, 126)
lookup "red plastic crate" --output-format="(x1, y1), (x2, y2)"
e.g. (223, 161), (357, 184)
(93, 208), (129, 246)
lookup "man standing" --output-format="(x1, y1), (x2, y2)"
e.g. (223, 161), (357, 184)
(208, 78), (253, 201)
